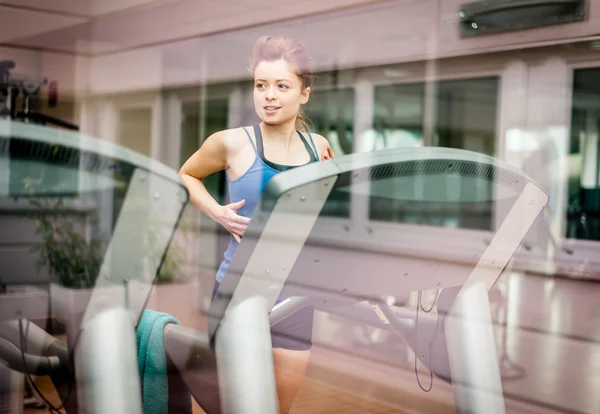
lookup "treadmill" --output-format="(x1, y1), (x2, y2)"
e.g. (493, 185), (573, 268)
(209, 147), (548, 414)
(0, 119), (548, 414)
(0, 119), (190, 413)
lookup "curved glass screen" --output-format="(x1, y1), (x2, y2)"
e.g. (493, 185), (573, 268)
(0, 120), (188, 326)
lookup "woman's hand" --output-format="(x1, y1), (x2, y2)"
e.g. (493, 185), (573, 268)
(321, 145), (335, 160)
(216, 199), (251, 243)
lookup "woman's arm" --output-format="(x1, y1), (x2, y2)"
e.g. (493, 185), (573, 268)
(179, 130), (250, 242)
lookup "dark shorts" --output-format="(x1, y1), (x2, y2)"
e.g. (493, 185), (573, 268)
(212, 280), (314, 351)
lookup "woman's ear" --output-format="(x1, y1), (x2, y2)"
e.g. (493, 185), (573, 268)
(300, 86), (311, 104)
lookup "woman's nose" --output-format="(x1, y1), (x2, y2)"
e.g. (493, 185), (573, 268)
(266, 86), (276, 99)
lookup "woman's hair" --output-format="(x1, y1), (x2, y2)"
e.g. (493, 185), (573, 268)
(249, 36), (313, 131)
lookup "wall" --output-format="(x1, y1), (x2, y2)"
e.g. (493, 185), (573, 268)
(88, 0), (600, 95)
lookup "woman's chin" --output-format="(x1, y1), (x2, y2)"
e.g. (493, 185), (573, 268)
(260, 113), (296, 126)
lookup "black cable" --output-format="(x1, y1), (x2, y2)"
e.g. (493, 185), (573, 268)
(413, 290), (442, 393)
(419, 289), (439, 313)
(19, 319), (63, 413)
(18, 318), (82, 413)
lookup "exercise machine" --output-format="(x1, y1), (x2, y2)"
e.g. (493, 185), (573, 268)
(0, 119), (547, 413)
(210, 147), (547, 413)
(0, 60), (79, 130)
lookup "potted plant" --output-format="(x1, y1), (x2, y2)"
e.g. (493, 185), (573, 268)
(31, 197), (103, 289)
(28, 197), (104, 329)
(29, 196), (187, 328)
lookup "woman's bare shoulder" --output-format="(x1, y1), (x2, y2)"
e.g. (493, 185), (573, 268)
(212, 127), (252, 151)
(309, 132), (330, 150)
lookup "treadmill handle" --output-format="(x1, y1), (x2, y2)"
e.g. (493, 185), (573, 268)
(0, 320), (67, 358)
(0, 338), (61, 375)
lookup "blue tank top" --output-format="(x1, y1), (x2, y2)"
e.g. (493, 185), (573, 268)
(215, 124), (320, 283)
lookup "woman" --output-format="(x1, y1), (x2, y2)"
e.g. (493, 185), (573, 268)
(179, 35), (333, 413)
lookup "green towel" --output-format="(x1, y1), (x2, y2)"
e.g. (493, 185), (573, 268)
(136, 309), (191, 414)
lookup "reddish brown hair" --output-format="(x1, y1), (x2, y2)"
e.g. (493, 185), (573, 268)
(249, 36), (313, 130)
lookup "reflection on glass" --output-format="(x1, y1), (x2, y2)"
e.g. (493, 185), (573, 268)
(370, 77), (499, 230)
(567, 68), (600, 241)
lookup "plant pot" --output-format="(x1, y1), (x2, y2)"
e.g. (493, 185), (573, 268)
(50, 281), (159, 339)
(0, 285), (49, 322)
(49, 283), (93, 342)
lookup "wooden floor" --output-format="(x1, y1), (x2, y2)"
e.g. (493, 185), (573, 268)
(7, 280), (443, 414)
(16, 360), (418, 414)
(14, 344), (442, 414)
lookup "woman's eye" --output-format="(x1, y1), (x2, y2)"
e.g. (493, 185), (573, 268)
(278, 84), (289, 89)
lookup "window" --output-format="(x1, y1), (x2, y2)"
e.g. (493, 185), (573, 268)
(180, 98), (229, 204)
(567, 68), (600, 241)
(370, 77), (499, 231)
(371, 83), (424, 151)
(305, 88), (355, 157)
(305, 88), (355, 218)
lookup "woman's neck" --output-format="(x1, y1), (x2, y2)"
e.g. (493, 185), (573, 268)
(260, 119), (297, 148)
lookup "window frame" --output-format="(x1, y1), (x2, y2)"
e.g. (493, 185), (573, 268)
(308, 59), (509, 257)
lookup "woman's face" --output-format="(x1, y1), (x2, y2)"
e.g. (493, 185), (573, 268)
(253, 59), (310, 126)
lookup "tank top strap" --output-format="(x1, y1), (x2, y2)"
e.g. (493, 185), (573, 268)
(253, 123), (318, 162)
(297, 131), (319, 162)
(252, 124), (265, 158)
(241, 126), (259, 156)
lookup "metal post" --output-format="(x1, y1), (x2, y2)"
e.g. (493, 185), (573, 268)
(77, 307), (142, 414)
(215, 295), (278, 414)
(269, 297), (317, 326)
(444, 281), (506, 414)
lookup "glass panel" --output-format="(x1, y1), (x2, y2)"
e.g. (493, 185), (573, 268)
(370, 77), (499, 230)
(304, 88), (355, 218)
(567, 68), (600, 241)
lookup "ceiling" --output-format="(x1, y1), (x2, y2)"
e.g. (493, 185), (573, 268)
(0, 0), (167, 18)
(0, 0), (385, 55)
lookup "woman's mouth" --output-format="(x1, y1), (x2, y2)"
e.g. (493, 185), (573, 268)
(264, 106), (281, 113)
